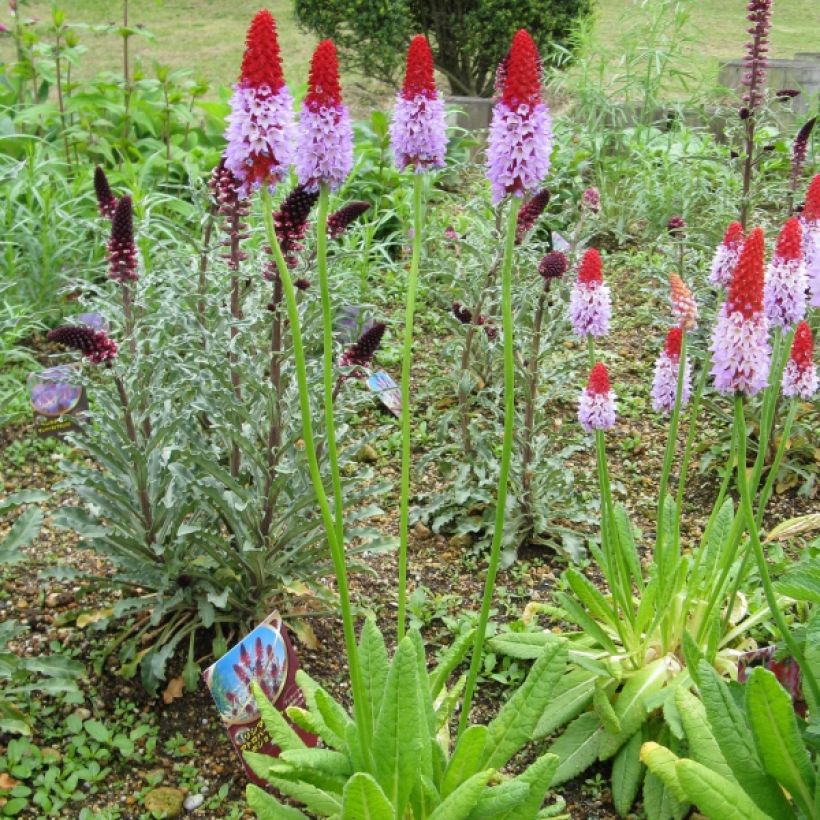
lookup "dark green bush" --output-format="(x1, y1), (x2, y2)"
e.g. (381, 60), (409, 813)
(292, 0), (595, 95)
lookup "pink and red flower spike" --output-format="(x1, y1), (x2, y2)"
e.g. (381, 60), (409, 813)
(709, 227), (771, 396)
(669, 274), (698, 331)
(389, 35), (448, 172)
(651, 327), (692, 414)
(486, 29), (552, 204)
(782, 321), (818, 399)
(764, 216), (806, 329)
(108, 196), (138, 283)
(710, 221), (744, 287)
(224, 10), (295, 198)
(94, 166), (117, 219)
(578, 362), (616, 432)
(800, 174), (820, 308)
(515, 188), (550, 243)
(296, 40), (353, 191)
(48, 325), (118, 365)
(569, 248), (611, 338)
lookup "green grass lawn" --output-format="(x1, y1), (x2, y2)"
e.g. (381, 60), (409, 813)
(1, 0), (819, 101)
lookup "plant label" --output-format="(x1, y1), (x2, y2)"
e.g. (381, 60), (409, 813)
(367, 370), (402, 417)
(28, 365), (88, 438)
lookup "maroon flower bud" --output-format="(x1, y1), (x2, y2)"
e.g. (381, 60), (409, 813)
(581, 186), (601, 213)
(539, 251), (568, 280)
(452, 302), (472, 324)
(274, 184), (319, 267)
(484, 325), (498, 340)
(327, 201), (371, 239)
(515, 188), (551, 243)
(776, 88), (800, 100)
(108, 196), (138, 283)
(666, 215), (686, 237)
(294, 278), (311, 290)
(47, 325), (118, 364)
(339, 322), (386, 369)
(739, 106), (750, 120)
(791, 117), (816, 194)
(94, 166), (117, 219)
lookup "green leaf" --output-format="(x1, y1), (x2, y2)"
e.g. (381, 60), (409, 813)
(246, 783), (309, 818)
(745, 667), (815, 817)
(481, 638), (567, 769)
(428, 769), (494, 820)
(431, 628), (475, 696)
(0, 508), (43, 563)
(696, 661), (791, 819)
(613, 504), (643, 590)
(554, 592), (617, 653)
(598, 657), (673, 760)
(565, 569), (618, 629)
(442, 725), (488, 799)
(533, 669), (596, 740)
(0, 490), (49, 512)
(341, 772), (393, 820)
(548, 713), (604, 786)
(674, 687), (733, 782)
(774, 558), (820, 603)
(467, 781), (530, 818)
(612, 731), (643, 816)
(487, 632), (555, 661)
(493, 752), (559, 820)
(593, 681), (620, 734)
(359, 619), (389, 730)
(372, 636), (424, 815)
(639, 742), (687, 802)
(251, 682), (307, 753)
(643, 770), (686, 820)
(675, 759), (774, 820)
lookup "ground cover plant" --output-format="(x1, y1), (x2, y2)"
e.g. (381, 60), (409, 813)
(1, 0), (819, 818)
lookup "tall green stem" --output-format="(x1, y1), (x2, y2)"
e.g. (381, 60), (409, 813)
(458, 197), (521, 736)
(733, 397), (819, 705)
(316, 184), (345, 549)
(260, 188), (370, 752)
(397, 174), (425, 640)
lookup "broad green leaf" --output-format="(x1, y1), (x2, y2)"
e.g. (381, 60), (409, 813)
(372, 636), (424, 815)
(643, 770), (686, 820)
(0, 507), (43, 562)
(565, 569), (618, 628)
(481, 638), (567, 769)
(279, 748), (352, 776)
(612, 731), (643, 816)
(675, 759), (773, 820)
(494, 752), (559, 820)
(548, 713), (604, 786)
(487, 632), (555, 661)
(599, 657), (672, 759)
(593, 681), (620, 734)
(0, 490), (49, 511)
(409, 628), (435, 779)
(467, 781), (530, 818)
(774, 559), (820, 604)
(435, 674), (466, 731)
(639, 742), (686, 802)
(359, 619), (389, 729)
(746, 667), (815, 817)
(315, 687), (352, 744)
(246, 783), (309, 818)
(533, 669), (596, 740)
(341, 772), (394, 820)
(697, 661), (791, 819)
(554, 592), (617, 653)
(614, 504), (643, 590)
(260, 772), (342, 816)
(428, 769), (494, 820)
(431, 628), (475, 696)
(674, 687), (733, 782)
(442, 725), (487, 799)
(251, 682), (307, 753)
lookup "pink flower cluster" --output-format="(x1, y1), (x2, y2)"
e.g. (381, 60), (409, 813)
(578, 362), (616, 432)
(569, 249), (610, 338)
(781, 321), (817, 399)
(651, 327), (692, 414)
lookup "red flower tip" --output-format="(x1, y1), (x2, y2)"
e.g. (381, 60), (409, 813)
(240, 9), (285, 91)
(727, 226), (765, 318)
(790, 321), (813, 369)
(501, 29), (541, 108)
(402, 35), (436, 99)
(775, 216), (802, 261)
(803, 174), (820, 222)
(723, 220), (745, 247)
(588, 362), (610, 395)
(306, 39), (342, 109)
(664, 327), (683, 358)
(577, 248), (603, 285)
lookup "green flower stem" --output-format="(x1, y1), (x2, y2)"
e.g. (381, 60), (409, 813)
(260, 187), (370, 751)
(458, 196), (521, 736)
(655, 332), (687, 556)
(316, 183), (344, 549)
(733, 396), (820, 705)
(755, 398), (798, 521)
(397, 173), (425, 640)
(586, 334), (595, 368)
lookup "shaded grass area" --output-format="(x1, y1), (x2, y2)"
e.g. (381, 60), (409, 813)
(2, 0), (819, 102)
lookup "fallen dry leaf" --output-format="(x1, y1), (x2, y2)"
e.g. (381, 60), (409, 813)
(290, 619), (319, 650)
(76, 608), (113, 628)
(162, 676), (184, 705)
(0, 773), (20, 789)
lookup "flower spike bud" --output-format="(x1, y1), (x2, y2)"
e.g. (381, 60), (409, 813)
(781, 321), (818, 399)
(578, 362), (616, 432)
(390, 35), (448, 172)
(764, 217), (806, 328)
(651, 327), (692, 414)
(327, 201), (371, 238)
(108, 196), (138, 283)
(742, 0), (772, 112)
(581, 187), (601, 213)
(569, 248), (610, 338)
(800, 174), (820, 308)
(790, 117), (816, 193)
(224, 10), (295, 198)
(296, 40), (353, 191)
(273, 184), (319, 268)
(539, 251), (568, 281)
(48, 325), (118, 364)
(710, 221), (745, 286)
(669, 274), (698, 330)
(486, 29), (552, 203)
(710, 226), (771, 396)
(339, 322), (386, 369)
(515, 188), (550, 243)
(94, 166), (117, 219)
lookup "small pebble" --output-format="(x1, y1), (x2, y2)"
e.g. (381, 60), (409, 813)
(183, 794), (204, 811)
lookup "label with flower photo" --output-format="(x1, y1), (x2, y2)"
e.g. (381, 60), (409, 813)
(28, 365), (89, 439)
(367, 370), (402, 417)
(203, 613), (316, 784)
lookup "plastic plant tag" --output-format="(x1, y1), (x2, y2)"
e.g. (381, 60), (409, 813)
(367, 370), (402, 417)
(28, 365), (88, 438)
(552, 232), (570, 252)
(203, 612), (316, 785)
(75, 312), (107, 331)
